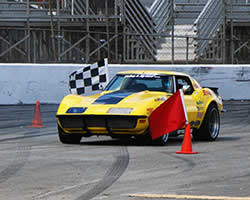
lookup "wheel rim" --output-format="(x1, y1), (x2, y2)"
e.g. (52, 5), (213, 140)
(209, 108), (220, 138)
(162, 133), (169, 143)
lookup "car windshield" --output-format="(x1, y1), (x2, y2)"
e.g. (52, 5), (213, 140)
(105, 74), (174, 93)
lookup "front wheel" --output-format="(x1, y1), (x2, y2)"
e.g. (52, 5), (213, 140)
(135, 130), (153, 145)
(152, 133), (169, 146)
(58, 125), (82, 144)
(192, 104), (220, 141)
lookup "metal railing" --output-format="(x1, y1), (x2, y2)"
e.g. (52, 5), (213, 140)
(193, 0), (224, 57)
(0, 0), (67, 21)
(124, 0), (157, 60)
(0, 0), (103, 22)
(227, 0), (250, 21)
(149, 0), (171, 33)
(1, 0), (250, 64)
(69, 0), (95, 21)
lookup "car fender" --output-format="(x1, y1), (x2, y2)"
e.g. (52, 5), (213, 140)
(197, 88), (223, 128)
(57, 94), (98, 115)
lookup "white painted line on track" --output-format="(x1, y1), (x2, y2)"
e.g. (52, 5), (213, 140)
(129, 194), (250, 200)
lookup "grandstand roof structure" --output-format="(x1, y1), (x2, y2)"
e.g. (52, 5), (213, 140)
(0, 0), (250, 64)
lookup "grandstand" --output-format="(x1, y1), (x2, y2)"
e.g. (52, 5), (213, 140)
(0, 0), (250, 64)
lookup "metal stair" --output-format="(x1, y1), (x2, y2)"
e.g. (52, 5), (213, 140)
(193, 0), (224, 60)
(70, 0), (95, 21)
(156, 24), (196, 61)
(193, 0), (250, 62)
(149, 0), (171, 33)
(174, 0), (208, 24)
(123, 0), (157, 62)
(153, 0), (206, 62)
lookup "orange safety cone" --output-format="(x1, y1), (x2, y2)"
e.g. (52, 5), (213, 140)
(176, 123), (198, 154)
(28, 101), (45, 128)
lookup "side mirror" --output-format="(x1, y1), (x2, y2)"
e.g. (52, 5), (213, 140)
(182, 85), (191, 94)
(99, 84), (104, 91)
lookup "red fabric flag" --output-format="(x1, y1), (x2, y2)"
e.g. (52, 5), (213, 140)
(149, 90), (187, 139)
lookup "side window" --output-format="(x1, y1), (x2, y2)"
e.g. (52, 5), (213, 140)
(162, 76), (174, 93)
(175, 76), (194, 95)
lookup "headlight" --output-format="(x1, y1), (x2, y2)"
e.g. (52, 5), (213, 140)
(66, 107), (87, 113)
(107, 108), (133, 114)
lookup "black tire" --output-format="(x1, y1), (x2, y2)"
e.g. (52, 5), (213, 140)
(152, 133), (169, 146)
(111, 135), (131, 140)
(192, 104), (220, 141)
(58, 125), (82, 144)
(135, 130), (153, 145)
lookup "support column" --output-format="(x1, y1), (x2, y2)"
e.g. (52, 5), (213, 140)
(105, 0), (110, 60)
(26, 0), (31, 62)
(32, 32), (37, 63)
(222, 0), (226, 64)
(57, 0), (61, 62)
(115, 0), (118, 62)
(230, 0), (234, 64)
(49, 0), (57, 63)
(170, 0), (175, 64)
(122, 1), (127, 63)
(85, 0), (90, 63)
(186, 37), (189, 63)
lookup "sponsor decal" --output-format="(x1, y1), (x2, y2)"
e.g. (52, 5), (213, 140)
(194, 83), (200, 89)
(190, 121), (195, 126)
(190, 120), (201, 126)
(197, 112), (203, 118)
(194, 120), (201, 126)
(203, 90), (211, 96)
(146, 108), (154, 115)
(125, 74), (160, 78)
(196, 101), (204, 105)
(196, 106), (204, 111)
(154, 97), (167, 102)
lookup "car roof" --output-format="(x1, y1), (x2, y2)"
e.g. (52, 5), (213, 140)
(117, 70), (189, 77)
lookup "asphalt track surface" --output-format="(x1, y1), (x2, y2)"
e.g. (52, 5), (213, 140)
(0, 101), (249, 200)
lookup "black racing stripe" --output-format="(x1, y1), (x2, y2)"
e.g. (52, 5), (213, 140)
(93, 91), (134, 104)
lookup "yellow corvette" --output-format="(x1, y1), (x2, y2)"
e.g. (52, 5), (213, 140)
(56, 70), (223, 145)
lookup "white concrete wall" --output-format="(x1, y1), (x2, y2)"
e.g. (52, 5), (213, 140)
(0, 64), (250, 104)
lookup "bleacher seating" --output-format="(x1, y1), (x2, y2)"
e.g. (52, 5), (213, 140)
(1, 0), (250, 63)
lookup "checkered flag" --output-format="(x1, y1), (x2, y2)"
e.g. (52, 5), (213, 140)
(69, 58), (109, 95)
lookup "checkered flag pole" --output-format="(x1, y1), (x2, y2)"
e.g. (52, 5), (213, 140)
(69, 58), (109, 95)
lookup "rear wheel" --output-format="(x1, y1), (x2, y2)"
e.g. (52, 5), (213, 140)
(58, 125), (82, 144)
(192, 104), (220, 141)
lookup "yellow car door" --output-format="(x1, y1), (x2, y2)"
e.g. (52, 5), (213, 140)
(175, 75), (199, 126)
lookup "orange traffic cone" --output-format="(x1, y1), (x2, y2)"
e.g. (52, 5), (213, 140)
(28, 101), (45, 128)
(176, 123), (198, 154)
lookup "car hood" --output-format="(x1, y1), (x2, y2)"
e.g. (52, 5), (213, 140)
(57, 90), (170, 116)
(92, 90), (166, 105)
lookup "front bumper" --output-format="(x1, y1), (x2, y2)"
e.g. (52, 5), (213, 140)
(56, 114), (148, 136)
